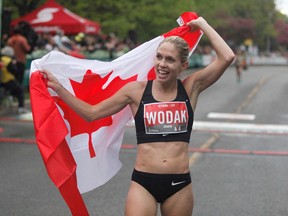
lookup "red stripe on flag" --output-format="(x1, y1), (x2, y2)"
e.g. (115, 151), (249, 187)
(163, 12), (202, 50)
(30, 72), (89, 215)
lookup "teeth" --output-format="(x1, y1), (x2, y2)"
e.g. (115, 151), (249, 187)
(159, 70), (168, 75)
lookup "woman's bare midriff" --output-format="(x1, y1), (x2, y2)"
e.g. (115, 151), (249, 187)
(134, 141), (190, 174)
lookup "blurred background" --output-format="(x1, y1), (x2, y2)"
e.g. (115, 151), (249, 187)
(2, 0), (288, 53)
(0, 0), (288, 93)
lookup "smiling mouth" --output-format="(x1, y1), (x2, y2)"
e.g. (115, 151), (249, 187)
(158, 70), (169, 75)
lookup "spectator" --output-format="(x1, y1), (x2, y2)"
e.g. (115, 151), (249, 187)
(0, 46), (29, 114)
(7, 25), (31, 85)
(234, 49), (247, 83)
(74, 32), (87, 49)
(112, 40), (130, 58)
(1, 33), (9, 49)
(37, 32), (57, 52)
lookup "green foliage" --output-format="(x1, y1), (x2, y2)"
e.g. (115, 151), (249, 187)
(3, 0), (45, 17)
(3, 0), (192, 41)
(3, 0), (287, 51)
(66, 0), (193, 41)
(194, 0), (280, 50)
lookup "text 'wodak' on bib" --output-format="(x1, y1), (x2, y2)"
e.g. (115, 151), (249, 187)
(144, 102), (188, 134)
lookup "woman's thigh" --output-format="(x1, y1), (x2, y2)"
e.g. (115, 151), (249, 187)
(160, 184), (194, 216)
(125, 181), (158, 216)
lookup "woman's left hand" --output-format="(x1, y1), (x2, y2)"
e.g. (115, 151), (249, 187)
(186, 17), (207, 32)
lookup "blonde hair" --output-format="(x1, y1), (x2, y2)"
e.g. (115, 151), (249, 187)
(158, 36), (189, 63)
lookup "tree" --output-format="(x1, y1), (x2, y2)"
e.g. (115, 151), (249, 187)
(63, 0), (194, 41)
(194, 0), (280, 52)
(3, 0), (45, 16)
(3, 0), (287, 52)
(4, 0), (193, 42)
(275, 20), (288, 49)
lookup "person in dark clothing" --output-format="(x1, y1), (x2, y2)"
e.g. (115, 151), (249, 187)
(0, 46), (29, 113)
(7, 25), (31, 85)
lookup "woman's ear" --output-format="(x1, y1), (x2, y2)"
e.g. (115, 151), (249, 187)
(181, 61), (189, 71)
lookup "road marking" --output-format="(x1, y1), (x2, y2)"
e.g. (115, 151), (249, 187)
(194, 121), (288, 135)
(234, 76), (269, 114)
(189, 76), (270, 166)
(7, 114), (288, 135)
(0, 112), (33, 122)
(188, 148), (288, 156)
(1, 138), (288, 157)
(0, 137), (35, 144)
(189, 133), (219, 165)
(17, 112), (33, 121)
(207, 112), (255, 121)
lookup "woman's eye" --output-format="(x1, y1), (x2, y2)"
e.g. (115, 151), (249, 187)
(156, 55), (162, 60)
(167, 58), (174, 63)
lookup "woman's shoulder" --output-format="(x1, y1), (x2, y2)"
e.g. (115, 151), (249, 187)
(125, 80), (147, 90)
(121, 80), (148, 106)
(118, 80), (147, 98)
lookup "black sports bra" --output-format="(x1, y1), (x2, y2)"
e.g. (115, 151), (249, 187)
(134, 79), (194, 144)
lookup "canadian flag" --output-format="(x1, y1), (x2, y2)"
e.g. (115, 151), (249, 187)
(30, 12), (203, 215)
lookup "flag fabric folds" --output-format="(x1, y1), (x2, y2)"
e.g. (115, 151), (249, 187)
(30, 12), (203, 215)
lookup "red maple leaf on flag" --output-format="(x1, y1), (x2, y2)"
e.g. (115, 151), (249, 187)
(54, 69), (137, 158)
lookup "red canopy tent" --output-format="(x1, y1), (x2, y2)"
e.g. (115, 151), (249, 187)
(11, 0), (101, 35)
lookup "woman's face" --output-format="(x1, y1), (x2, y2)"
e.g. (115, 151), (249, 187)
(154, 42), (187, 82)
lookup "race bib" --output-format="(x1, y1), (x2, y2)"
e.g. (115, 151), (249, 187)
(144, 102), (188, 134)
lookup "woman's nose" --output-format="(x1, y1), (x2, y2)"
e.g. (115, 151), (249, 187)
(159, 59), (167, 67)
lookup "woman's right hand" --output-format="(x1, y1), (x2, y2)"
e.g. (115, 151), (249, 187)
(41, 70), (63, 93)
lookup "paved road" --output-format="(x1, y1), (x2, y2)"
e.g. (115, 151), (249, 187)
(0, 65), (288, 216)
